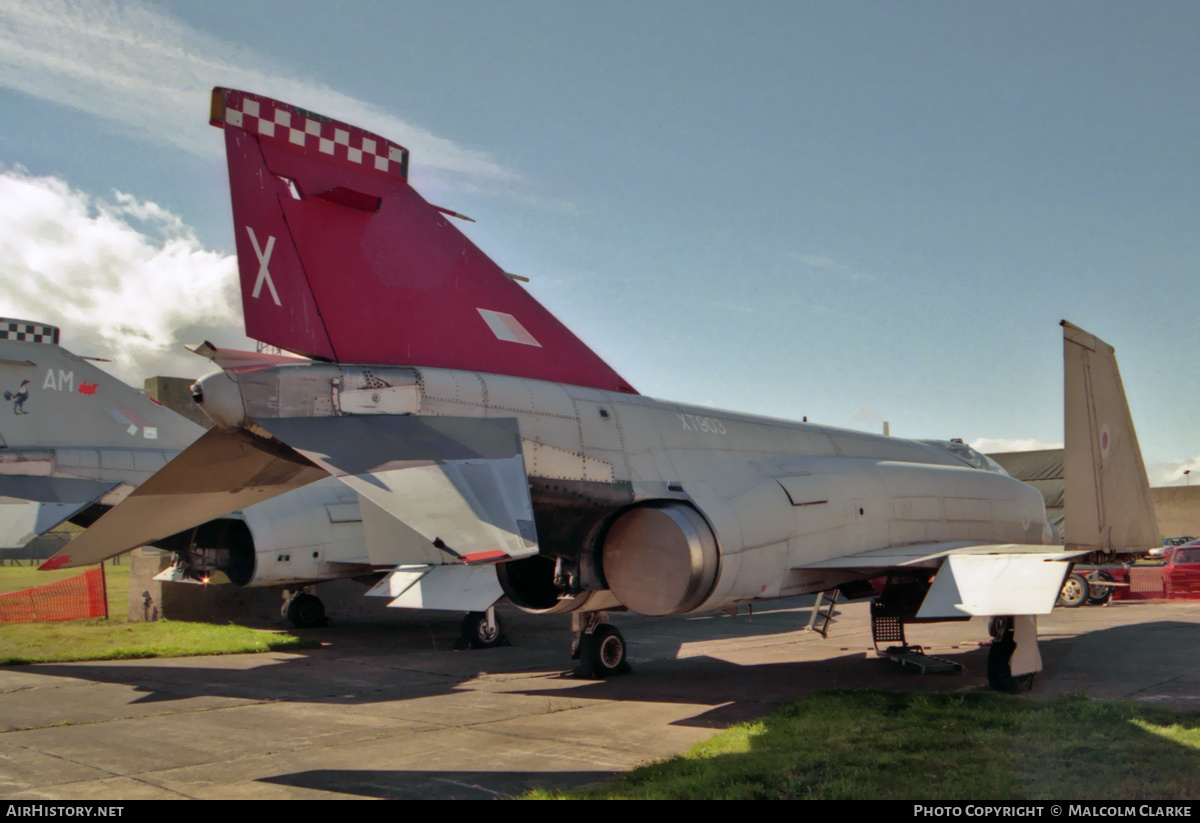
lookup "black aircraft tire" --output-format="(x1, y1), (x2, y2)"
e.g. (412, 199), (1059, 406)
(987, 618), (1035, 694)
(286, 593), (327, 629)
(1057, 573), (1089, 608)
(461, 611), (505, 649)
(579, 624), (631, 678)
(1087, 572), (1114, 606)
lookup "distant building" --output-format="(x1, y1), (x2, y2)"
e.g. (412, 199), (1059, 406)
(990, 449), (1200, 543)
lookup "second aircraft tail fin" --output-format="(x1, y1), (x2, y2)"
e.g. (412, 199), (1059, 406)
(1062, 320), (1159, 556)
(0, 319), (199, 451)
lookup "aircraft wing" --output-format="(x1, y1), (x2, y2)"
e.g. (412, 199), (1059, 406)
(0, 475), (119, 507)
(0, 476), (119, 548)
(49, 411), (541, 570)
(794, 541), (1086, 618)
(796, 541), (1087, 569)
(255, 415), (540, 565)
(42, 426), (328, 569)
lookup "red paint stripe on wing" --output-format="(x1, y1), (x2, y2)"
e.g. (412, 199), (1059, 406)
(459, 550), (509, 564)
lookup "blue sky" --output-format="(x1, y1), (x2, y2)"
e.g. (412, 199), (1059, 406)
(0, 1), (1196, 484)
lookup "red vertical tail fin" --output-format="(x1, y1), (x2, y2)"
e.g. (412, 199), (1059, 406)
(211, 88), (636, 394)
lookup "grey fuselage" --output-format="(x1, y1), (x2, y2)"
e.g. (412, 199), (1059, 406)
(199, 361), (1047, 617)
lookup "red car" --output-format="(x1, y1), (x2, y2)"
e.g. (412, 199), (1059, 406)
(1163, 543), (1200, 599)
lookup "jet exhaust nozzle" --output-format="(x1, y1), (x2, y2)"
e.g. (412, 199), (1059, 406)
(193, 370), (247, 430)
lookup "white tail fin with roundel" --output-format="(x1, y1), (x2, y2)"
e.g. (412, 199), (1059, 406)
(1062, 320), (1158, 556)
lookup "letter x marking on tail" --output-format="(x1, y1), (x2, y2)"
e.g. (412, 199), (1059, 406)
(246, 227), (282, 306)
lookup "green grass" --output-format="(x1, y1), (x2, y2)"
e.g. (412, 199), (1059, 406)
(528, 690), (1200, 800)
(1, 558), (318, 664)
(0, 618), (319, 665)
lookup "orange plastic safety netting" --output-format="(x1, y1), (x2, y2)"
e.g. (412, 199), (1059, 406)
(0, 567), (108, 623)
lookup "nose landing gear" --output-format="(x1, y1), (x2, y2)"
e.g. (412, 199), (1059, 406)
(987, 615), (1039, 693)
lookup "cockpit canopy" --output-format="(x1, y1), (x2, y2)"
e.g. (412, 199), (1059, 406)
(921, 440), (1009, 475)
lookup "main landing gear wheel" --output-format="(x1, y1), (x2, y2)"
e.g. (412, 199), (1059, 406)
(1087, 572), (1115, 606)
(1057, 573), (1088, 608)
(460, 610), (505, 649)
(284, 593), (327, 629)
(987, 617), (1035, 694)
(579, 624), (630, 678)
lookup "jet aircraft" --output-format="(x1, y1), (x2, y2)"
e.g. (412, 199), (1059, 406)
(48, 89), (1159, 690)
(0, 318), (196, 547)
(9, 322), (503, 639)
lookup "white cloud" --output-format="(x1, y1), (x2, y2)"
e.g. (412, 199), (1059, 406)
(970, 438), (1064, 454)
(0, 0), (519, 188)
(0, 167), (246, 383)
(1147, 456), (1200, 488)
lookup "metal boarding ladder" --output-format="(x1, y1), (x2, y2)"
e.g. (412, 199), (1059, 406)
(805, 588), (839, 637)
(870, 599), (963, 675)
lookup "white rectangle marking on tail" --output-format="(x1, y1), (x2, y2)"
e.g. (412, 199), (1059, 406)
(477, 308), (542, 347)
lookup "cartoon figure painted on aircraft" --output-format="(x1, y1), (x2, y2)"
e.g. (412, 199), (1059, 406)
(4, 380), (30, 414)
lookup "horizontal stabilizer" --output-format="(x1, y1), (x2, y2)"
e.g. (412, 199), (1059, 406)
(0, 475), (118, 506)
(0, 501), (64, 548)
(916, 554), (1071, 618)
(31, 502), (89, 537)
(256, 415), (539, 563)
(41, 427), (327, 569)
(0, 476), (118, 548)
(188, 341), (309, 371)
(366, 564), (502, 612)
